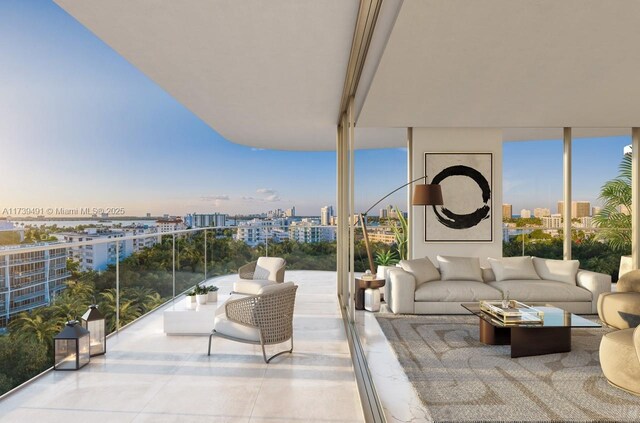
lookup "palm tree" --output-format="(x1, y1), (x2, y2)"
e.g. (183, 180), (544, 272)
(9, 310), (61, 355)
(99, 289), (142, 332)
(593, 153), (632, 251)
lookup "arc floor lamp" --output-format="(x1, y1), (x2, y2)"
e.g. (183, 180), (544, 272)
(359, 176), (444, 273)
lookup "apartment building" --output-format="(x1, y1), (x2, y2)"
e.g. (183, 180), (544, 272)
(184, 213), (227, 228)
(0, 243), (70, 331)
(534, 208), (551, 218)
(320, 206), (334, 226)
(156, 217), (186, 233)
(558, 201), (592, 218)
(367, 227), (396, 244)
(288, 220), (336, 243)
(235, 218), (289, 247)
(502, 204), (512, 219)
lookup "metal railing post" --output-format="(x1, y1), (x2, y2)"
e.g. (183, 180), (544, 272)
(172, 234), (176, 301)
(204, 229), (207, 281)
(115, 241), (120, 333)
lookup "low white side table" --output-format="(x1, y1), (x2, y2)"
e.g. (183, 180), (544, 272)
(163, 300), (220, 335)
(364, 288), (381, 312)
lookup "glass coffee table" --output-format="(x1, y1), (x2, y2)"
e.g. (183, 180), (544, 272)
(461, 302), (600, 358)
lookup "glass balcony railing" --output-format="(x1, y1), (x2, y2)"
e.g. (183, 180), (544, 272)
(0, 222), (343, 396)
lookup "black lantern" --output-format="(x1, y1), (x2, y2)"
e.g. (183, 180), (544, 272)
(54, 320), (90, 370)
(81, 304), (106, 356)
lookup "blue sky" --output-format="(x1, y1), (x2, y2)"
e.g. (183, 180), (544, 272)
(0, 1), (630, 217)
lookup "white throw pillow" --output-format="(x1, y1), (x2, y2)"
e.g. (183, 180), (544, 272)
(487, 256), (540, 281)
(399, 257), (440, 285)
(436, 255), (483, 282)
(532, 257), (579, 285)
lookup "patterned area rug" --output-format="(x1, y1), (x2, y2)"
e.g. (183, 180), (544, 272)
(376, 314), (640, 422)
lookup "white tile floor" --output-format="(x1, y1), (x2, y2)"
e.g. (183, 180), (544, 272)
(0, 271), (364, 423)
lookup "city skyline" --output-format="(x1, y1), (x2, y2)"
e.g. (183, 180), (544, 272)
(0, 2), (632, 218)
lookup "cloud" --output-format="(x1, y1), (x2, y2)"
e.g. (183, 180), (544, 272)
(256, 188), (276, 195)
(242, 193), (281, 202)
(200, 195), (230, 201)
(251, 148), (265, 151)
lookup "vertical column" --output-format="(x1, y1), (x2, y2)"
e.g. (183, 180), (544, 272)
(337, 114), (350, 304)
(336, 126), (342, 297)
(407, 128), (413, 260)
(115, 241), (120, 332)
(563, 128), (572, 260)
(348, 97), (356, 323)
(632, 128), (640, 269)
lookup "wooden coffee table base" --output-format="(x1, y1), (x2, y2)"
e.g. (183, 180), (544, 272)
(478, 318), (572, 358)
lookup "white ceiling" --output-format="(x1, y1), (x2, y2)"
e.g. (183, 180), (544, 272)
(55, 0), (360, 151)
(358, 0), (640, 129)
(55, 0), (639, 151)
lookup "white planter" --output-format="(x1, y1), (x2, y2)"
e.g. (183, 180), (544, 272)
(185, 296), (196, 309)
(196, 294), (208, 305)
(207, 291), (218, 303)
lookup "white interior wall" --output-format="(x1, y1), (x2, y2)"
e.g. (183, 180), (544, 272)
(410, 128), (503, 266)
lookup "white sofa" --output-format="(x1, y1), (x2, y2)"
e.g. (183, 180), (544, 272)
(386, 255), (611, 315)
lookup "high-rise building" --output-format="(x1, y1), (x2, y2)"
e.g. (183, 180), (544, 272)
(0, 243), (70, 331)
(542, 214), (562, 229)
(520, 209), (531, 218)
(502, 204), (512, 219)
(379, 208), (388, 219)
(285, 207), (296, 217)
(320, 206), (333, 226)
(557, 201), (591, 218)
(185, 213), (227, 228)
(533, 208), (551, 218)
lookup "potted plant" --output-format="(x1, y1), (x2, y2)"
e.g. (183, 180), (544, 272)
(185, 290), (196, 309)
(207, 285), (219, 303)
(375, 248), (399, 281)
(194, 283), (208, 305)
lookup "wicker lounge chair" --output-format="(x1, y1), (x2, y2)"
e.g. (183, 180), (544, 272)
(208, 282), (297, 363)
(233, 257), (286, 295)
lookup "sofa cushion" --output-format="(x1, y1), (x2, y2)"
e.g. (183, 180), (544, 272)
(488, 280), (592, 302)
(399, 257), (440, 286)
(532, 257), (579, 285)
(436, 255), (483, 282)
(488, 256), (540, 281)
(415, 280), (502, 302)
(481, 267), (496, 282)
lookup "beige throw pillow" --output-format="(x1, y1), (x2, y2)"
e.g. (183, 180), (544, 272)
(436, 255), (483, 282)
(399, 257), (440, 285)
(532, 257), (579, 285)
(487, 256), (540, 281)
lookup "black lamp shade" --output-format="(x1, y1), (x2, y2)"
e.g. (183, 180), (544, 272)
(54, 320), (90, 370)
(81, 304), (106, 356)
(412, 184), (443, 206)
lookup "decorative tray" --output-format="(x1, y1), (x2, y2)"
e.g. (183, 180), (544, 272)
(479, 300), (544, 325)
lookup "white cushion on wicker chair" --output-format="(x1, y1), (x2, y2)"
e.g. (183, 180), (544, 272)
(255, 257), (286, 281)
(213, 313), (261, 342)
(258, 281), (296, 295)
(233, 279), (276, 295)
